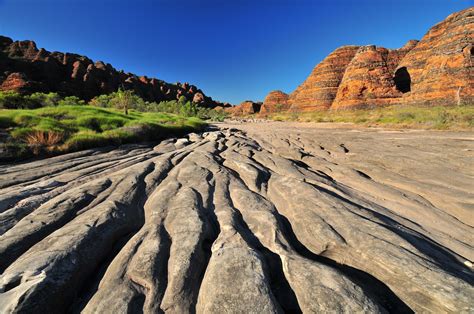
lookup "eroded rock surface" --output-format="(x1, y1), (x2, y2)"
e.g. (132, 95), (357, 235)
(0, 122), (473, 313)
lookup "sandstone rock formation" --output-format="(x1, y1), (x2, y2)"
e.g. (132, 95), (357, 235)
(261, 7), (473, 112)
(0, 36), (222, 108)
(0, 123), (472, 312)
(288, 46), (360, 111)
(225, 100), (262, 116)
(260, 90), (290, 114)
(396, 8), (474, 106)
(331, 45), (406, 109)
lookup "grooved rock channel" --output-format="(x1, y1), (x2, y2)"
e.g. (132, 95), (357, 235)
(0, 122), (473, 313)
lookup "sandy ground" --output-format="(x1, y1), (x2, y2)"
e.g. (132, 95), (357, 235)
(0, 122), (473, 312)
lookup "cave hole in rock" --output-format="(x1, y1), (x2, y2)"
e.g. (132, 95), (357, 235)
(394, 67), (411, 93)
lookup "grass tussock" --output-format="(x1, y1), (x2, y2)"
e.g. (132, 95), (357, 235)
(267, 105), (474, 130)
(0, 105), (206, 160)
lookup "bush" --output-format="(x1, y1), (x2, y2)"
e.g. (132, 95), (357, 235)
(0, 91), (64, 109)
(0, 90), (222, 120)
(29, 92), (61, 107)
(24, 131), (64, 155)
(0, 91), (40, 109)
(0, 105), (206, 159)
(58, 96), (85, 106)
(267, 104), (474, 129)
(89, 94), (115, 108)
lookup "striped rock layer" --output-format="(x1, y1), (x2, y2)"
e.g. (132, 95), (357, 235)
(263, 7), (473, 112)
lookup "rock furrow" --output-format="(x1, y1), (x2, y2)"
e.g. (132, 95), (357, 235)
(0, 123), (472, 313)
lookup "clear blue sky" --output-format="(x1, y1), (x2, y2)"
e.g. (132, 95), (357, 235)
(0, 0), (471, 104)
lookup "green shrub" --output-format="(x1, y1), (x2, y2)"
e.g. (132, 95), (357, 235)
(89, 94), (115, 108)
(0, 91), (40, 109)
(11, 127), (34, 139)
(29, 92), (61, 107)
(0, 105), (206, 159)
(58, 96), (85, 106)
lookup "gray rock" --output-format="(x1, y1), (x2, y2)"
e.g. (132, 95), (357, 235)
(0, 122), (473, 313)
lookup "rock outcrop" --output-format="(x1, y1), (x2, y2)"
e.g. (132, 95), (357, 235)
(396, 8), (474, 106)
(260, 90), (290, 114)
(0, 123), (472, 312)
(288, 46), (360, 111)
(331, 45), (407, 109)
(0, 36), (222, 108)
(225, 100), (262, 115)
(261, 7), (473, 112)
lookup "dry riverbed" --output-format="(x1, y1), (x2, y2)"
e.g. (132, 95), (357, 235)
(0, 121), (473, 313)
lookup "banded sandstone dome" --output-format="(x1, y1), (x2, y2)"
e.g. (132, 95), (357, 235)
(258, 7), (473, 113)
(260, 90), (290, 114)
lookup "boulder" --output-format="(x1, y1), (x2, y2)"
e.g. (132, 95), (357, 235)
(193, 92), (205, 104)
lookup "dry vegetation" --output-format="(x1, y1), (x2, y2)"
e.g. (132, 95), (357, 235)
(266, 105), (474, 130)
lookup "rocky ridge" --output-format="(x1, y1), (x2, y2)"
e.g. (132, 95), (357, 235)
(0, 36), (224, 108)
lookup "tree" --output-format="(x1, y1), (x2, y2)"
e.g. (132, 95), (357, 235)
(178, 95), (188, 106)
(115, 88), (134, 115)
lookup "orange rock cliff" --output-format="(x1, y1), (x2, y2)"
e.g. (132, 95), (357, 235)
(255, 8), (473, 114)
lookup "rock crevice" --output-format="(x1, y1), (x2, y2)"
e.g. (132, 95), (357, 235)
(0, 123), (472, 313)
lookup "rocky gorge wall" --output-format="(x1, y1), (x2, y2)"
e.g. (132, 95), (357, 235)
(0, 36), (224, 108)
(257, 7), (473, 114)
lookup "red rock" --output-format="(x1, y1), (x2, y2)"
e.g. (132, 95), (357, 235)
(0, 36), (224, 108)
(0, 72), (41, 92)
(193, 92), (205, 103)
(288, 46), (360, 111)
(226, 101), (262, 116)
(331, 45), (406, 109)
(260, 90), (290, 114)
(396, 8), (474, 106)
(263, 7), (472, 112)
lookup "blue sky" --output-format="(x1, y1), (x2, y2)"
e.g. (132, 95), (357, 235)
(0, 0), (471, 104)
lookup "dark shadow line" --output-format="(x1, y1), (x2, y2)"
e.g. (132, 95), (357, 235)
(305, 181), (474, 286)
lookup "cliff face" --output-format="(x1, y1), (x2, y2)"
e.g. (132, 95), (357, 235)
(0, 36), (222, 108)
(288, 46), (360, 111)
(396, 8), (473, 106)
(263, 7), (473, 111)
(330, 44), (412, 109)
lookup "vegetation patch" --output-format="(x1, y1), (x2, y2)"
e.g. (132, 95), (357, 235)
(0, 105), (206, 160)
(267, 105), (474, 130)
